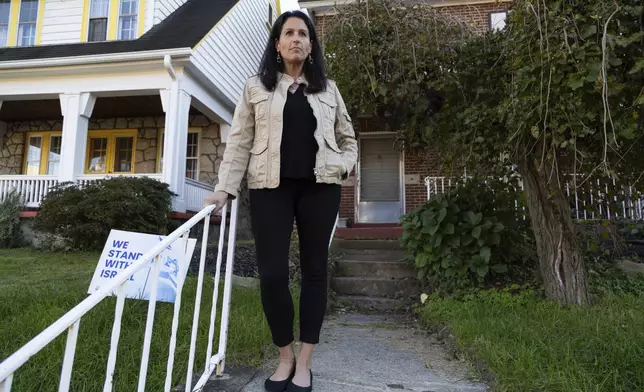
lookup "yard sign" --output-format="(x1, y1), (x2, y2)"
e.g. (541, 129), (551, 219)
(87, 229), (197, 303)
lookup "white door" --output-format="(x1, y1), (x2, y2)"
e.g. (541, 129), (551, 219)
(356, 135), (403, 223)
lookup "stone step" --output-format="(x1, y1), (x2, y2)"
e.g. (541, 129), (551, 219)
(336, 260), (416, 279)
(336, 295), (411, 312)
(332, 277), (421, 299)
(331, 238), (403, 251)
(336, 248), (406, 259)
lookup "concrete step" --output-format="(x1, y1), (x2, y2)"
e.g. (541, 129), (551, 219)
(336, 260), (416, 279)
(336, 248), (406, 261)
(332, 277), (421, 299)
(336, 295), (411, 312)
(331, 238), (403, 250)
(335, 227), (403, 239)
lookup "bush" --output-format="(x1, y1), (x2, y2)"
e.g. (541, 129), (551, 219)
(33, 177), (174, 251)
(0, 191), (23, 248)
(401, 177), (536, 295)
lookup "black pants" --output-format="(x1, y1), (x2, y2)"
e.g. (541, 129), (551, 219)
(250, 178), (341, 347)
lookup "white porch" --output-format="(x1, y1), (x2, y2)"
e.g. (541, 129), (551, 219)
(0, 51), (234, 213)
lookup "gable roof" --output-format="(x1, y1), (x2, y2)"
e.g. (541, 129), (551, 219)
(0, 0), (238, 62)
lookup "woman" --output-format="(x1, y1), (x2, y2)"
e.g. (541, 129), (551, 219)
(204, 10), (358, 392)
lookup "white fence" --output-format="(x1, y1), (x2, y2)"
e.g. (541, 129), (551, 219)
(425, 175), (644, 221)
(0, 200), (239, 392)
(0, 175), (59, 208)
(185, 178), (215, 212)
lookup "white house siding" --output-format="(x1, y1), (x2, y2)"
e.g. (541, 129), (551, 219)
(191, 0), (271, 105)
(154, 0), (188, 24)
(40, 0), (85, 45)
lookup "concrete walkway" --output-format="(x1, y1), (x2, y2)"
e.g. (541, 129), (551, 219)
(238, 312), (488, 392)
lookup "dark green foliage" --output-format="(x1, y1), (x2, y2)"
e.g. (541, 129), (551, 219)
(401, 177), (536, 294)
(0, 191), (23, 248)
(33, 177), (174, 250)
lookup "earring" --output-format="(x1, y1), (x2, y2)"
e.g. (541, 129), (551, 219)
(277, 53), (282, 63)
(308, 54), (314, 64)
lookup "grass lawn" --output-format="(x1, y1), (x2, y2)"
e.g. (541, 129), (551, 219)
(419, 287), (644, 392)
(0, 248), (292, 391)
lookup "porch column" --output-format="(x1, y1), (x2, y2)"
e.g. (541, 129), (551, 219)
(58, 93), (96, 183)
(0, 101), (5, 150)
(160, 87), (191, 212)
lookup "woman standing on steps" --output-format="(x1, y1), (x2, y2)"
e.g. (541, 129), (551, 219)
(204, 10), (358, 392)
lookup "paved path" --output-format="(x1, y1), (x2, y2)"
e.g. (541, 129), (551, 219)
(240, 312), (488, 392)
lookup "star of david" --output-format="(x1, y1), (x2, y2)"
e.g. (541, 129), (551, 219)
(164, 257), (179, 277)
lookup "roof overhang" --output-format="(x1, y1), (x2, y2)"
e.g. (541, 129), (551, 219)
(0, 47), (233, 125)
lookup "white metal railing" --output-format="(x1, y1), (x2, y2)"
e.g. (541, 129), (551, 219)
(0, 199), (239, 392)
(185, 179), (215, 212)
(0, 175), (59, 208)
(425, 175), (644, 221)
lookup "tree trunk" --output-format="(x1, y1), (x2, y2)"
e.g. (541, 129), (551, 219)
(519, 155), (591, 306)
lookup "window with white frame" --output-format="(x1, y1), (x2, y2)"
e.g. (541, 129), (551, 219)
(185, 132), (199, 180)
(0, 0), (10, 47)
(118, 0), (138, 40)
(158, 130), (201, 181)
(489, 11), (508, 32)
(17, 0), (39, 46)
(88, 0), (110, 42)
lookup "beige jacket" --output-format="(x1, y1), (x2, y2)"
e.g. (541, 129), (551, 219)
(215, 73), (358, 197)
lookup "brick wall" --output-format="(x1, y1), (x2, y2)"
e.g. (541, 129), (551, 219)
(340, 175), (355, 220)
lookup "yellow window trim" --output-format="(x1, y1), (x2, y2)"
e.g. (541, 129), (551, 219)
(22, 131), (62, 175)
(156, 128), (201, 176)
(85, 129), (138, 175)
(276, 0), (281, 15)
(81, 0), (146, 42)
(6, 0), (45, 47)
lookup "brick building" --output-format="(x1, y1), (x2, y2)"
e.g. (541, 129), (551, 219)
(300, 0), (512, 227)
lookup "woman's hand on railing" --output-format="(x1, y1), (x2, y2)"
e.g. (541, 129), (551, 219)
(203, 191), (230, 215)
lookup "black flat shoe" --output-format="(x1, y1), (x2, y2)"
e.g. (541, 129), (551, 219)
(286, 370), (313, 392)
(264, 361), (296, 392)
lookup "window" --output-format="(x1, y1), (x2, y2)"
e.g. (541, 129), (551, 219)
(0, 0), (10, 47)
(17, 0), (38, 46)
(23, 132), (62, 175)
(268, 4), (273, 26)
(85, 130), (137, 174)
(117, 0), (137, 40)
(157, 130), (201, 181)
(88, 0), (109, 42)
(489, 11), (507, 32)
(83, 0), (142, 42)
(185, 132), (199, 180)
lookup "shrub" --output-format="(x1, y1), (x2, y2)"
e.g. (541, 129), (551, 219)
(33, 177), (174, 251)
(0, 191), (23, 248)
(401, 177), (536, 295)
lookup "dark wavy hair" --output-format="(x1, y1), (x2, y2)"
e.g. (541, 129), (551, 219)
(257, 10), (327, 93)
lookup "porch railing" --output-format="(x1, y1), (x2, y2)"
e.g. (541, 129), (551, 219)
(425, 175), (644, 221)
(0, 199), (239, 392)
(185, 178), (214, 212)
(0, 175), (59, 208)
